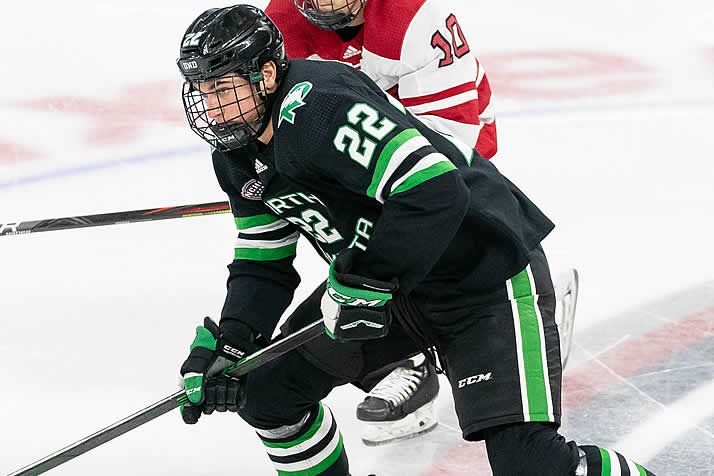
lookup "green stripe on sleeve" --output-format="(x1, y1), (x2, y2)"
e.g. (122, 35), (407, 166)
(390, 161), (456, 195)
(366, 128), (421, 198)
(234, 243), (297, 261)
(235, 214), (280, 230)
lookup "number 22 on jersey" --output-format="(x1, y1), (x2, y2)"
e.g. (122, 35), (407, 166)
(333, 103), (397, 168)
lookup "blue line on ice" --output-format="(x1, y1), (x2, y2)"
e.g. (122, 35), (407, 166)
(0, 145), (206, 190)
(1, 98), (712, 191)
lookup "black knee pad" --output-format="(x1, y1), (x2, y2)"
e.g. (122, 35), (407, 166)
(483, 422), (579, 476)
(236, 347), (345, 429)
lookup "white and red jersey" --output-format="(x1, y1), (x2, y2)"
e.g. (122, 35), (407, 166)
(266, 0), (497, 159)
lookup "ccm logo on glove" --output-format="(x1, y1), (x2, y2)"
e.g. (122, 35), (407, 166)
(221, 344), (247, 359)
(326, 286), (389, 307)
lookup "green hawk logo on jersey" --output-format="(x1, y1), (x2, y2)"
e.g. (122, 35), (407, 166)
(279, 81), (313, 127)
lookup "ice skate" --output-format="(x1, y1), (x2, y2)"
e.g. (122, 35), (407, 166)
(356, 355), (439, 445)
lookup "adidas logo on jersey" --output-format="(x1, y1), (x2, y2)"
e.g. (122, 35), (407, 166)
(254, 159), (268, 174)
(343, 46), (361, 59)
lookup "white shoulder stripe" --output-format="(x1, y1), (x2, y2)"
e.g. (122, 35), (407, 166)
(375, 135), (431, 203)
(389, 152), (452, 194)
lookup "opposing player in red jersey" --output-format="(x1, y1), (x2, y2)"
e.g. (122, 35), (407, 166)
(266, 0), (497, 160)
(265, 0), (578, 446)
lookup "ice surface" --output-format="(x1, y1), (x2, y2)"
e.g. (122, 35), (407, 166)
(1, 1), (713, 474)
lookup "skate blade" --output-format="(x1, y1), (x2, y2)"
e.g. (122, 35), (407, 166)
(360, 401), (438, 446)
(361, 422), (439, 446)
(555, 268), (579, 368)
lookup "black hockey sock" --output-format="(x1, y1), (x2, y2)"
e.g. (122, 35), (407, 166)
(484, 422), (580, 475)
(579, 445), (656, 476)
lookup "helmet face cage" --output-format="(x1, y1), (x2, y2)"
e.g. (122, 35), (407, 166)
(177, 5), (289, 151)
(182, 74), (267, 151)
(293, 0), (365, 31)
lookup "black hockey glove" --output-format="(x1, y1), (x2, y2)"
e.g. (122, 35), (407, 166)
(320, 249), (398, 341)
(179, 316), (262, 424)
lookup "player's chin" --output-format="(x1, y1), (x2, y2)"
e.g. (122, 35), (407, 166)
(217, 117), (264, 135)
(213, 117), (249, 127)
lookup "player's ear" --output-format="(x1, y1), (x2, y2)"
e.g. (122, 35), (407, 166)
(261, 61), (278, 93)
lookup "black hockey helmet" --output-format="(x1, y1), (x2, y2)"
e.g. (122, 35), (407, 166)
(293, 0), (366, 31)
(177, 5), (288, 151)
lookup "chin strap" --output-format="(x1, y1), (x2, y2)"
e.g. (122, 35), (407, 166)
(254, 87), (278, 139)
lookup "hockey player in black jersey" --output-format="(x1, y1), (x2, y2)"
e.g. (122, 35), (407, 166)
(175, 5), (656, 476)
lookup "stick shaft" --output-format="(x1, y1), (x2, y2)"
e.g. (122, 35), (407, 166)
(8, 392), (184, 476)
(0, 201), (231, 237)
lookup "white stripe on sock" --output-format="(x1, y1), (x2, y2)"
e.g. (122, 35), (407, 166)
(271, 427), (341, 472)
(607, 449), (622, 475)
(264, 405), (334, 458)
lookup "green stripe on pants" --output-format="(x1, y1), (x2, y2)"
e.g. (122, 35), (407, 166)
(511, 267), (550, 421)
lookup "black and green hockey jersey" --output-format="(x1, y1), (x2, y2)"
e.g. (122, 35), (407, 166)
(212, 59), (554, 338)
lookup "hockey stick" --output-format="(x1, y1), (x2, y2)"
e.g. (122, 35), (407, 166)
(8, 319), (325, 476)
(0, 201), (231, 237)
